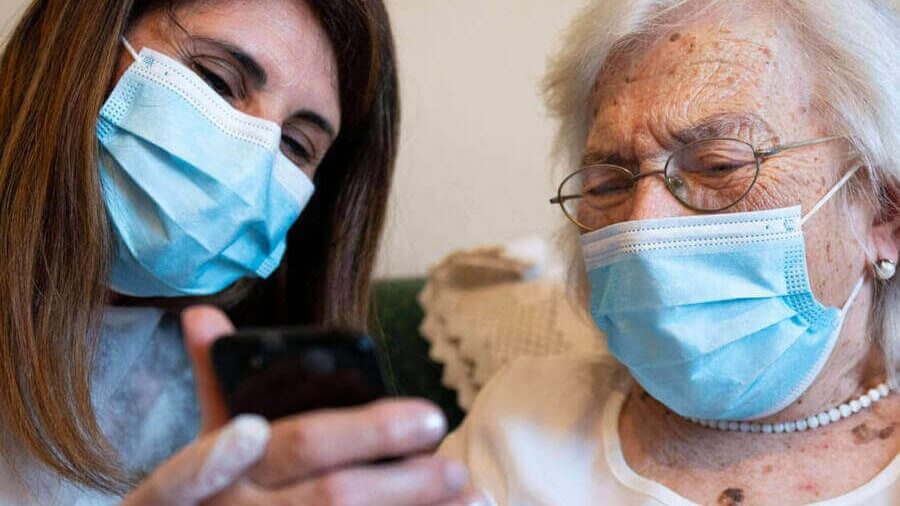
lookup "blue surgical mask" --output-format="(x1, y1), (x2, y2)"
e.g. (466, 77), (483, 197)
(97, 39), (314, 297)
(581, 168), (864, 421)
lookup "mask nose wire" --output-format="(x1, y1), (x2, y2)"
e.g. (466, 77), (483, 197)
(121, 37), (140, 62)
(800, 164), (863, 226)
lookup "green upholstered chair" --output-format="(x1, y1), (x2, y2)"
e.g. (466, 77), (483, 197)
(369, 278), (466, 431)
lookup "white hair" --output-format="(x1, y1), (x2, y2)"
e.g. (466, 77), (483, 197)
(544, 0), (900, 386)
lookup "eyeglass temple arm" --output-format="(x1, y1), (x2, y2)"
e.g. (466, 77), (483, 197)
(756, 135), (844, 158)
(550, 194), (580, 205)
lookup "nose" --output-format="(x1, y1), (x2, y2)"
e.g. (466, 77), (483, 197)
(627, 165), (697, 222)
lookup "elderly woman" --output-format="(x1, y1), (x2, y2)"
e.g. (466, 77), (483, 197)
(440, 0), (899, 504)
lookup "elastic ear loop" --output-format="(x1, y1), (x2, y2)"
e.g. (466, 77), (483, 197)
(841, 275), (865, 314)
(800, 164), (863, 226)
(121, 37), (140, 62)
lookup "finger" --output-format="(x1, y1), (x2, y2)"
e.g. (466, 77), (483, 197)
(274, 455), (469, 506)
(249, 399), (446, 487)
(182, 304), (235, 434)
(122, 415), (270, 506)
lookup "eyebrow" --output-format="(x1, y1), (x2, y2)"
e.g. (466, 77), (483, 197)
(672, 112), (777, 145)
(195, 37), (268, 89)
(581, 112), (778, 166)
(289, 110), (337, 140)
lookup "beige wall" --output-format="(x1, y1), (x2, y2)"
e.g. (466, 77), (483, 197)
(0, 0), (586, 277)
(378, 0), (583, 277)
(0, 0), (28, 40)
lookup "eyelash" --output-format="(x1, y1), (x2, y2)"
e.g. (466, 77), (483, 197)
(194, 63), (239, 99)
(282, 135), (314, 165)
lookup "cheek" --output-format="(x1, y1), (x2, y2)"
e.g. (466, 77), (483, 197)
(736, 159), (834, 213)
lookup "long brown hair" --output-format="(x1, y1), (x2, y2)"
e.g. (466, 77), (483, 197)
(0, 0), (398, 493)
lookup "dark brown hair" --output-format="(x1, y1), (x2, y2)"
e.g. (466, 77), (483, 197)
(0, 0), (398, 493)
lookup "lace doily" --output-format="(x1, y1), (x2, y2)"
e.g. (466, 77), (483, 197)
(418, 238), (604, 409)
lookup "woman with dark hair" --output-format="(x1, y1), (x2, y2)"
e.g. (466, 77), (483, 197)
(0, 0), (481, 504)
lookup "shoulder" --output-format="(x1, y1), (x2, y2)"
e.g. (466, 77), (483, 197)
(439, 354), (628, 504)
(439, 353), (626, 452)
(467, 353), (627, 419)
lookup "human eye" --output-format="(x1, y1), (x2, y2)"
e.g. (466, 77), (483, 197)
(582, 169), (633, 209)
(192, 61), (240, 100)
(680, 141), (756, 175)
(281, 134), (315, 168)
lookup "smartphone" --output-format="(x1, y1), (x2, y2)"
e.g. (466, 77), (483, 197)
(211, 327), (396, 421)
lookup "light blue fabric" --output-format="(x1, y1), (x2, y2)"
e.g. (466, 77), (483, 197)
(581, 205), (857, 421)
(97, 46), (314, 297)
(0, 306), (199, 505)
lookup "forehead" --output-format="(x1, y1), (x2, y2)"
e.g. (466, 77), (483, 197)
(589, 12), (813, 156)
(175, 0), (340, 121)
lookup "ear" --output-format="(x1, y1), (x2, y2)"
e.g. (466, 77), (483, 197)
(869, 182), (900, 267)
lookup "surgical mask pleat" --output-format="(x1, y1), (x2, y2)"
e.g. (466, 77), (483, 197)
(581, 168), (863, 420)
(99, 44), (314, 297)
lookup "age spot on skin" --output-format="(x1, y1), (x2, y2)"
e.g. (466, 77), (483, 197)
(670, 32), (682, 42)
(879, 425), (895, 440)
(852, 424), (875, 444)
(799, 482), (821, 497)
(718, 488), (745, 505)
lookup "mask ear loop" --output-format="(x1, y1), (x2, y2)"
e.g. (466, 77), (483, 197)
(841, 276), (865, 315)
(800, 165), (863, 226)
(121, 37), (140, 62)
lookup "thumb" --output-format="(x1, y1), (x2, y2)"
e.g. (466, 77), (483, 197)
(122, 415), (270, 506)
(182, 305), (235, 434)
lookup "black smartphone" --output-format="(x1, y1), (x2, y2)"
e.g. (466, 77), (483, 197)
(211, 327), (396, 421)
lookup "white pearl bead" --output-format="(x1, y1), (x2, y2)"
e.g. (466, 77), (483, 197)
(684, 382), (889, 435)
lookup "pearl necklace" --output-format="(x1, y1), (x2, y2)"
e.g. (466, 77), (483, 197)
(688, 384), (892, 434)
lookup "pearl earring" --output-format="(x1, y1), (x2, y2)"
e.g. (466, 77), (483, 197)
(874, 259), (897, 281)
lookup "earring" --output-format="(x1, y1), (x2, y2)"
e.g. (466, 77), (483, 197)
(874, 259), (897, 281)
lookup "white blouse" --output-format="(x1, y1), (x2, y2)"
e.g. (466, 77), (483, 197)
(439, 354), (900, 506)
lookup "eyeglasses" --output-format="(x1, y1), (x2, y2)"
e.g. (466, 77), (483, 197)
(550, 136), (843, 232)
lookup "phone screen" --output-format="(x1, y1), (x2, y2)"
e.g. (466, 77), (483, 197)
(212, 328), (394, 420)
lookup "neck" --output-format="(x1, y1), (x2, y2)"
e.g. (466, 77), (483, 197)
(620, 380), (900, 470)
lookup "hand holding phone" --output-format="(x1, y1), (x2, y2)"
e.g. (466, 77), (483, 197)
(138, 306), (486, 506)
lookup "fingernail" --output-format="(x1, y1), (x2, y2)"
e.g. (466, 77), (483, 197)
(444, 460), (469, 491)
(466, 493), (491, 506)
(419, 410), (447, 441)
(196, 415), (270, 495)
(228, 414), (271, 457)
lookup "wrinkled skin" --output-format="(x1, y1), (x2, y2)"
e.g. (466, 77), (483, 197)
(584, 10), (900, 506)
